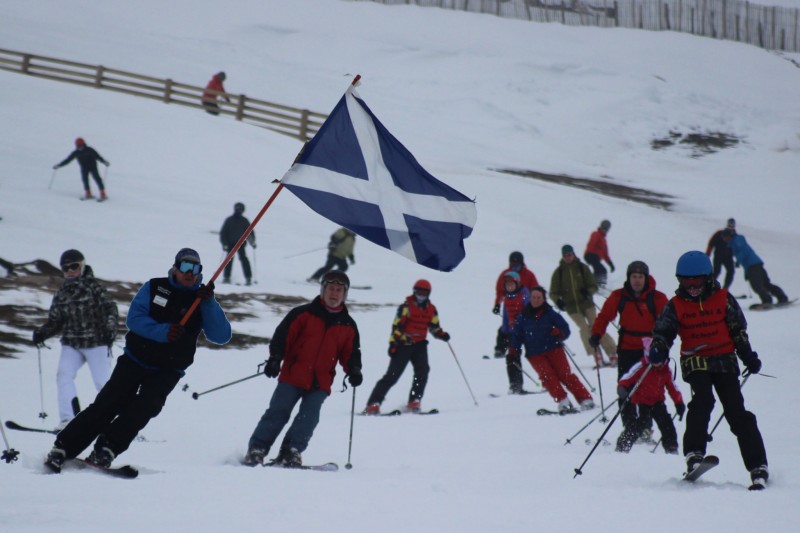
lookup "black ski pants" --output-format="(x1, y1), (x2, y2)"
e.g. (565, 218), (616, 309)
(367, 342), (429, 405)
(584, 253), (607, 284)
(617, 401), (678, 453)
(712, 252), (735, 289)
(55, 354), (181, 459)
(79, 165), (105, 193)
(311, 254), (348, 280)
(746, 264), (787, 305)
(223, 246), (252, 281)
(683, 370), (767, 471)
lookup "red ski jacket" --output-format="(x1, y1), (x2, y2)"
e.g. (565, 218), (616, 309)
(619, 358), (683, 407)
(390, 296), (445, 345)
(592, 276), (668, 350)
(495, 266), (539, 306)
(584, 230), (611, 262)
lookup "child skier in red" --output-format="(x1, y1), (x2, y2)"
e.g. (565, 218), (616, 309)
(616, 338), (685, 454)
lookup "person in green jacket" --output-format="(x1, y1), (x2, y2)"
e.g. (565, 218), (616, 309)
(549, 245), (617, 368)
(308, 228), (356, 282)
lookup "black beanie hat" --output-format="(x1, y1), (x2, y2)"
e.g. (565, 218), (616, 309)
(60, 249), (84, 266)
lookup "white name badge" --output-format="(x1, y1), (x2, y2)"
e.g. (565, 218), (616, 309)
(153, 295), (168, 307)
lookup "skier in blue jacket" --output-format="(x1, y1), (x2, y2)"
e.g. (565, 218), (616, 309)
(724, 230), (787, 307)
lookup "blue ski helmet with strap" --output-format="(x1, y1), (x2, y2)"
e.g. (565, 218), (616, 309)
(675, 251), (712, 277)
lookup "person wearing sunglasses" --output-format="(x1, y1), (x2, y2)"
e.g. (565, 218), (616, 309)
(649, 250), (768, 489)
(244, 270), (362, 467)
(363, 279), (450, 415)
(45, 248), (231, 472)
(32, 249), (119, 431)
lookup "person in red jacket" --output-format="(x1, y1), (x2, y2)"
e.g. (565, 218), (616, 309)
(202, 71), (231, 115)
(492, 251), (538, 358)
(584, 220), (614, 287)
(497, 272), (531, 393)
(243, 271), (362, 467)
(590, 261), (668, 379)
(615, 338), (685, 454)
(364, 279), (450, 414)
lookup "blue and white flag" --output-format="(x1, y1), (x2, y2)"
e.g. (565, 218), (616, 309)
(281, 80), (477, 272)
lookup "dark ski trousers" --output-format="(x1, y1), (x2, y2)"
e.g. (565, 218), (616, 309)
(712, 253), (735, 289)
(311, 254), (348, 280)
(223, 246), (252, 281)
(55, 354), (180, 458)
(746, 264), (787, 305)
(617, 401), (678, 453)
(80, 166), (105, 193)
(367, 342), (429, 405)
(249, 381), (327, 454)
(494, 328), (510, 355)
(683, 371), (767, 471)
(584, 253), (607, 284)
(505, 352), (523, 392)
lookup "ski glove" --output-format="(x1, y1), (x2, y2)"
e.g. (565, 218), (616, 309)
(492, 304), (501, 315)
(101, 331), (115, 347)
(608, 261), (615, 273)
(436, 331), (451, 342)
(347, 369), (363, 387)
(388, 343), (398, 356)
(556, 298), (565, 311)
(742, 351), (761, 375)
(675, 402), (686, 421)
(32, 328), (46, 345)
(264, 357), (281, 378)
(348, 255), (355, 265)
(167, 324), (185, 342)
(617, 385), (629, 402)
(197, 281), (215, 301)
(588, 334), (601, 349)
(550, 327), (564, 341)
(648, 340), (669, 364)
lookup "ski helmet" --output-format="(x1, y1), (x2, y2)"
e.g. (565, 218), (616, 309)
(626, 260), (649, 279)
(600, 220), (611, 231)
(675, 251), (712, 277)
(413, 279), (432, 293)
(75, 137), (86, 147)
(320, 271), (350, 298)
(234, 202), (245, 214)
(60, 249), (84, 266)
(509, 251), (524, 265)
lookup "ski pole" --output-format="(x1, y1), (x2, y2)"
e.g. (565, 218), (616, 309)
(283, 246), (327, 260)
(252, 246), (258, 284)
(0, 417), (20, 464)
(562, 344), (596, 392)
(564, 401), (615, 445)
(593, 348), (608, 422)
(512, 360), (541, 388)
(48, 168), (58, 190)
(345, 386), (356, 470)
(707, 374), (749, 441)
(446, 341), (478, 406)
(573, 364), (652, 478)
(191, 363), (264, 399)
(36, 344), (48, 420)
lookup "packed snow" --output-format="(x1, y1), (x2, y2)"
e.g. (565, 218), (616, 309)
(1, 1), (798, 532)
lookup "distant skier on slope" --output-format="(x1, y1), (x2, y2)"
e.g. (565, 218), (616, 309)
(53, 137), (110, 201)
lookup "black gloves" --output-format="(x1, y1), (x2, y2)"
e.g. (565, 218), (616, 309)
(167, 324), (185, 342)
(348, 369), (363, 387)
(197, 281), (215, 301)
(101, 331), (115, 346)
(648, 340), (669, 364)
(556, 298), (565, 311)
(348, 255), (355, 265)
(617, 385), (629, 402)
(675, 402), (686, 421)
(742, 351), (761, 375)
(492, 304), (501, 315)
(264, 357), (281, 378)
(580, 288), (590, 299)
(608, 261), (615, 273)
(32, 328), (46, 345)
(588, 334), (601, 349)
(436, 331), (451, 342)
(388, 343), (398, 356)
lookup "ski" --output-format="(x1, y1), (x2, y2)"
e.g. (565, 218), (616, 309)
(46, 458), (139, 478)
(683, 455), (719, 482)
(5, 420), (59, 434)
(749, 298), (797, 311)
(359, 409), (402, 417)
(584, 438), (611, 446)
(482, 353), (505, 359)
(410, 408), (439, 415)
(748, 481), (767, 491)
(537, 407), (580, 416)
(265, 461), (338, 472)
(489, 390), (546, 398)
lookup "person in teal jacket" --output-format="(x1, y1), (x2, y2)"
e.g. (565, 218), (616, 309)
(724, 230), (788, 307)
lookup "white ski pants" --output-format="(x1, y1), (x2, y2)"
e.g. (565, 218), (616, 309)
(57, 345), (113, 423)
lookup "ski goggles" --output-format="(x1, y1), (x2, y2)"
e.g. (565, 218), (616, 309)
(61, 262), (82, 273)
(321, 271), (349, 288)
(177, 261), (202, 275)
(678, 276), (705, 290)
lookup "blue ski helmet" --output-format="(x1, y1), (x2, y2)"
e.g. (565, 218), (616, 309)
(675, 251), (712, 277)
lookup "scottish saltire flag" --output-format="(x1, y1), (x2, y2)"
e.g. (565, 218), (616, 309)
(281, 80), (477, 272)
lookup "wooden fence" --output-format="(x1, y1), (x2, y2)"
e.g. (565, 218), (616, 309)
(0, 48), (327, 141)
(353, 0), (800, 53)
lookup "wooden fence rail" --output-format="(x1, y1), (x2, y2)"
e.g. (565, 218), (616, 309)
(0, 48), (327, 141)
(353, 0), (800, 54)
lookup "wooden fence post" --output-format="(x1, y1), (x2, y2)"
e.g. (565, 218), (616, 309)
(94, 66), (105, 88)
(235, 95), (245, 122)
(163, 79), (173, 103)
(299, 109), (310, 141)
(21, 54), (31, 74)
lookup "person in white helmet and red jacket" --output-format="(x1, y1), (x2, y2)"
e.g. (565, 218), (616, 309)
(364, 279), (450, 415)
(53, 137), (110, 201)
(491, 251), (539, 358)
